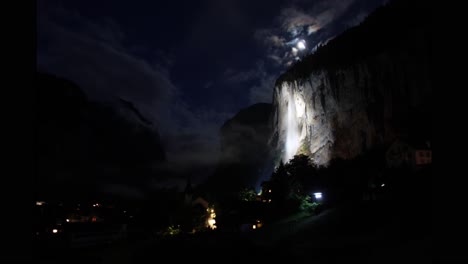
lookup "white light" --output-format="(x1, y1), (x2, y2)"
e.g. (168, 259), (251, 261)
(297, 40), (306, 50)
(66, 219), (70, 222)
(314, 192), (322, 199)
(284, 86), (300, 162)
(381, 183), (385, 187)
(268, 189), (271, 193)
(292, 47), (298, 55)
(252, 225), (256, 230)
(52, 229), (58, 234)
(36, 201), (44, 206)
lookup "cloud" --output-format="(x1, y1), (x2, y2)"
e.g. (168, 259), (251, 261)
(280, 0), (355, 37)
(223, 67), (257, 83)
(307, 24), (320, 35)
(249, 74), (276, 104)
(245, 62), (276, 104)
(280, 7), (318, 36)
(254, 29), (285, 51)
(267, 55), (283, 64)
(36, 5), (235, 189)
(254, 0), (359, 69)
(37, 6), (176, 124)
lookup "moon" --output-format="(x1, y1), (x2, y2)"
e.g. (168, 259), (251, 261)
(297, 40), (306, 50)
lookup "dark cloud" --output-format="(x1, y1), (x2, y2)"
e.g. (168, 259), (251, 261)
(37, 4), (235, 189)
(223, 68), (257, 84)
(254, 0), (385, 68)
(249, 73), (276, 104)
(37, 5), (176, 123)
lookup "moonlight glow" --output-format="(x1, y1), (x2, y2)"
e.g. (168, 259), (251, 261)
(297, 40), (306, 50)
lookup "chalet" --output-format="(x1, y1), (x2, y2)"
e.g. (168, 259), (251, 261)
(386, 138), (432, 170)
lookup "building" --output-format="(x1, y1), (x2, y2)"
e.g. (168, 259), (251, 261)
(386, 138), (432, 170)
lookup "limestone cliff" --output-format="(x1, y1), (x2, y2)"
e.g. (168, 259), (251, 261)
(271, 0), (431, 166)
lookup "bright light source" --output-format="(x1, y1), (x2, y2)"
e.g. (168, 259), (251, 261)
(268, 189), (271, 193)
(52, 229), (58, 234)
(66, 219), (70, 223)
(208, 218), (216, 230)
(284, 86), (300, 162)
(297, 40), (306, 50)
(268, 199), (271, 203)
(36, 201), (45, 206)
(381, 183), (385, 187)
(314, 192), (322, 199)
(252, 225), (256, 230)
(211, 209), (214, 213)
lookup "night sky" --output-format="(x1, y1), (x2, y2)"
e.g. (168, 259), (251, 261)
(37, 0), (387, 188)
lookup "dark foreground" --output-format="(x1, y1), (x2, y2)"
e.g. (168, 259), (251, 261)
(34, 198), (431, 264)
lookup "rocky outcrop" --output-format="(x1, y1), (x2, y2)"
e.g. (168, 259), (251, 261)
(206, 103), (272, 194)
(271, 0), (431, 166)
(35, 72), (165, 200)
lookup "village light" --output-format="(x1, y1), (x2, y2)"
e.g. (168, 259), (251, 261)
(66, 219), (70, 222)
(252, 225), (256, 230)
(381, 183), (385, 187)
(52, 229), (58, 234)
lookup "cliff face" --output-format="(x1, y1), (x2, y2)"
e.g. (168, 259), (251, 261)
(271, 0), (431, 166)
(206, 103), (272, 194)
(35, 73), (166, 200)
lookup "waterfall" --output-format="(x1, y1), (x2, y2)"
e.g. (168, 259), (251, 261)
(284, 86), (300, 163)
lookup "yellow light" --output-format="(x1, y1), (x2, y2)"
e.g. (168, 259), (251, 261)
(52, 229), (58, 234)
(211, 209), (214, 213)
(252, 225), (256, 229)
(208, 218), (217, 230)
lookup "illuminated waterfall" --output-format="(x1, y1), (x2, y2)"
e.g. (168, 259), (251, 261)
(284, 87), (300, 162)
(274, 78), (333, 167)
